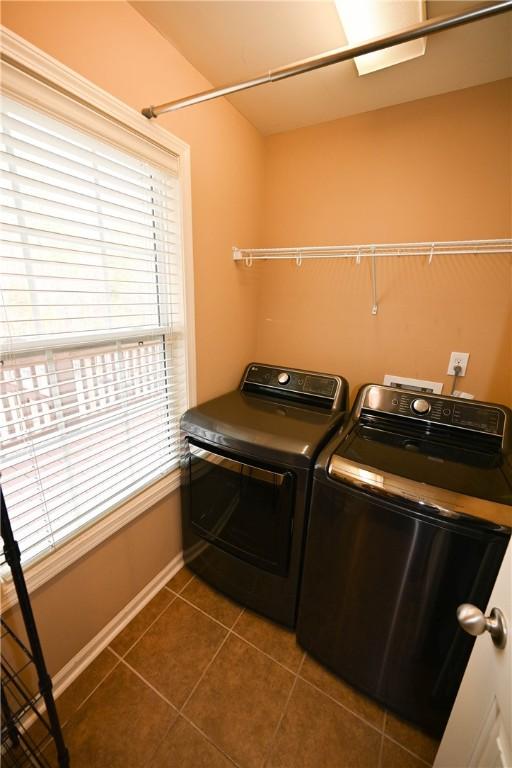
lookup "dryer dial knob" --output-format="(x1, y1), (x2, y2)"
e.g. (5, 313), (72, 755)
(412, 398), (431, 415)
(277, 372), (290, 385)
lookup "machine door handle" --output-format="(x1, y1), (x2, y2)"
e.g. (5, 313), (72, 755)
(457, 604), (507, 649)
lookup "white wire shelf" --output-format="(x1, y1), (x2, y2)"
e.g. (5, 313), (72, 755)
(232, 238), (512, 315)
(233, 239), (512, 264)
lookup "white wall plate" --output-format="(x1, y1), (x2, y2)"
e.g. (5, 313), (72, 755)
(383, 374), (443, 394)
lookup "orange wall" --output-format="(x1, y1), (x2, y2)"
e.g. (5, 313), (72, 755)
(2, 0), (264, 402)
(258, 80), (512, 404)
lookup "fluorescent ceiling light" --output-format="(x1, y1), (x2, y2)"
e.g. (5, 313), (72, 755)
(335, 0), (427, 76)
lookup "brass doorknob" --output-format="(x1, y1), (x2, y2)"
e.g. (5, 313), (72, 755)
(456, 604), (507, 649)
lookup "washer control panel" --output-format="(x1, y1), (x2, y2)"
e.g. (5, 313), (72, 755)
(242, 363), (345, 410)
(362, 385), (506, 437)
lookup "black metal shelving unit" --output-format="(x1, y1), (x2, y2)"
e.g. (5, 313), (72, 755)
(1, 487), (69, 767)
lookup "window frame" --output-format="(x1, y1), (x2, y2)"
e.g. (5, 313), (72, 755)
(0, 25), (196, 609)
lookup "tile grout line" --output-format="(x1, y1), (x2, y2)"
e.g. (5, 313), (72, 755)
(381, 733), (434, 767)
(179, 713), (244, 768)
(173, 591), (303, 677)
(230, 628), (303, 676)
(263, 676), (300, 768)
(177, 608), (239, 715)
(46, 649), (123, 743)
(142, 712), (178, 768)
(164, 570), (195, 596)
(178, 629), (232, 714)
(114, 652), (200, 768)
(295, 671), (386, 738)
(170, 607), (248, 767)
(377, 711), (387, 768)
(260, 651), (306, 768)
(230, 606), (246, 631)
(110, 647), (178, 710)
(174, 591), (243, 632)
(109, 589), (178, 659)
(110, 571), (206, 768)
(61, 651), (122, 724)
(294, 670), (436, 766)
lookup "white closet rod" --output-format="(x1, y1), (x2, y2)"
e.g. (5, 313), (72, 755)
(233, 239), (512, 316)
(233, 239), (512, 263)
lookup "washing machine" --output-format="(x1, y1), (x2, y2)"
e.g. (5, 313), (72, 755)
(297, 383), (511, 736)
(180, 362), (348, 627)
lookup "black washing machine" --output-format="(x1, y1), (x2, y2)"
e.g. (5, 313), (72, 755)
(180, 363), (348, 627)
(297, 384), (511, 737)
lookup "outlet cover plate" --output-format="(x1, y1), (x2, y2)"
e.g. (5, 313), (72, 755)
(447, 352), (469, 376)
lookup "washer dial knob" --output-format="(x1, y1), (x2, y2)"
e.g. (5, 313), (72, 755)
(277, 372), (290, 385)
(411, 398), (431, 415)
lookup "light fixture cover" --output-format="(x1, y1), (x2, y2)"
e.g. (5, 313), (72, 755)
(335, 0), (427, 76)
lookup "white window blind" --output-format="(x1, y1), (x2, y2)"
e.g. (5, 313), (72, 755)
(0, 95), (187, 566)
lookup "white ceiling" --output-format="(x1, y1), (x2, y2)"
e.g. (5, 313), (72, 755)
(132, 1), (512, 135)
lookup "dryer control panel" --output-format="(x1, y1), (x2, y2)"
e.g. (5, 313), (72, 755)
(361, 385), (506, 437)
(242, 363), (347, 411)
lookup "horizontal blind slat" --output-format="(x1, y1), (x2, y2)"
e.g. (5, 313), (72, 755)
(1, 342), (185, 386)
(2, 397), (184, 469)
(0, 157), (178, 227)
(2, 418), (180, 499)
(0, 219), (177, 258)
(2, 99), (179, 180)
(1, 113), (177, 188)
(1, 133), (178, 203)
(1, 190), (178, 243)
(1, 362), (181, 427)
(0, 377), (186, 426)
(0, 240), (181, 270)
(0, 285), (182, 297)
(16, 457), (177, 563)
(5, 433), (181, 524)
(2, 382), (174, 438)
(11, 449), (177, 537)
(0, 169), (177, 226)
(1, 95), (187, 569)
(0, 253), (181, 280)
(0, 153), (178, 216)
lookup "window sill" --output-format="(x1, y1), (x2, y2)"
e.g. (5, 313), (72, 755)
(1, 469), (181, 611)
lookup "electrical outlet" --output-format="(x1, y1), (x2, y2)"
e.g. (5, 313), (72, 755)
(447, 352), (469, 376)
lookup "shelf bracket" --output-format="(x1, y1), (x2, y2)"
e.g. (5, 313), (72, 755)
(371, 250), (378, 315)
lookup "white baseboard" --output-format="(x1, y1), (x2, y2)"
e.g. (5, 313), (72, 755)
(52, 551), (184, 700)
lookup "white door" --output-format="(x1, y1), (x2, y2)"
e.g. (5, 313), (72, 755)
(434, 540), (511, 768)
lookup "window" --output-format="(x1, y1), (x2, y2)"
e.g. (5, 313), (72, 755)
(0, 83), (190, 568)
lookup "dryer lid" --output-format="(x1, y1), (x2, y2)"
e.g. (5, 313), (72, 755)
(181, 390), (345, 468)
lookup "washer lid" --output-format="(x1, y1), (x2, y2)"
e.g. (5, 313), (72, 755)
(181, 390), (345, 468)
(334, 423), (512, 505)
(326, 422), (512, 531)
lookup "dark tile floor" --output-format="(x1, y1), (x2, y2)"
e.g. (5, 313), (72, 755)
(43, 567), (440, 767)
